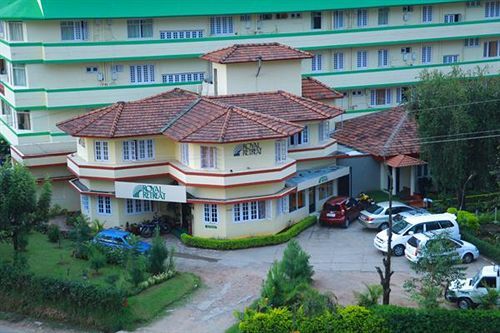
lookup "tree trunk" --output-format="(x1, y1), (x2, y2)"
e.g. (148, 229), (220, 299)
(12, 229), (19, 252)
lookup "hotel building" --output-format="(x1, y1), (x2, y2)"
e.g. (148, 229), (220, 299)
(0, 1), (499, 209)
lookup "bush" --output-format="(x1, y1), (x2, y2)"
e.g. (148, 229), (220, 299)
(239, 307), (294, 333)
(47, 224), (61, 243)
(335, 305), (388, 333)
(88, 246), (106, 274)
(354, 284), (383, 307)
(456, 210), (480, 231)
(181, 216), (316, 250)
(148, 228), (170, 275)
(372, 305), (500, 333)
(280, 239), (314, 285)
(461, 229), (500, 262)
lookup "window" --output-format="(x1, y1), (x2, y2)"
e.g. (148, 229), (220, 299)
(126, 199), (154, 214)
(465, 38), (480, 47)
(123, 139), (154, 161)
(15, 111), (30, 130)
(278, 196), (289, 215)
(421, 46), (432, 64)
(425, 221), (441, 231)
(160, 30), (203, 40)
(444, 14), (461, 23)
(378, 8), (389, 25)
(318, 181), (334, 200)
(318, 121), (330, 141)
(275, 140), (287, 164)
(478, 276), (497, 288)
(443, 55), (459, 64)
(181, 143), (189, 165)
(311, 54), (322, 72)
(276, 13), (288, 19)
(60, 21), (88, 41)
(378, 49), (389, 67)
(370, 89), (392, 106)
(97, 196), (112, 215)
(333, 11), (344, 29)
(422, 6), (433, 23)
(0, 21), (5, 39)
(8, 22), (23, 41)
(129, 65), (155, 84)
(357, 9), (368, 27)
(483, 40), (500, 57)
(403, 6), (414, 13)
(210, 16), (234, 35)
(396, 87), (410, 104)
(201, 146), (217, 169)
(290, 13), (302, 19)
(289, 191), (306, 212)
(467, 1), (481, 7)
(259, 14), (273, 20)
(81, 195), (90, 215)
(233, 201), (267, 222)
(162, 72), (205, 83)
(127, 19), (153, 38)
(203, 204), (218, 224)
(485, 1), (500, 17)
(311, 12), (322, 29)
(356, 50), (368, 68)
(12, 64), (26, 87)
(95, 141), (109, 161)
(289, 126), (308, 146)
(333, 52), (344, 71)
(439, 220), (454, 229)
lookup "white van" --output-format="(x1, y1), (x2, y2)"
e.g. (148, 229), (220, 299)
(373, 213), (460, 256)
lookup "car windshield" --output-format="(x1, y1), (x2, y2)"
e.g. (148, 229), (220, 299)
(366, 204), (383, 215)
(325, 203), (341, 211)
(392, 220), (410, 234)
(471, 270), (482, 285)
(452, 238), (463, 246)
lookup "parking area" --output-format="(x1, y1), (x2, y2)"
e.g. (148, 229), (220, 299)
(136, 220), (492, 333)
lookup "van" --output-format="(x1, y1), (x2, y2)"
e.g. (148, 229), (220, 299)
(373, 213), (459, 256)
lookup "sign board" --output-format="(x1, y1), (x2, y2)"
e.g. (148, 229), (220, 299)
(115, 181), (187, 203)
(233, 142), (262, 157)
(296, 167), (350, 191)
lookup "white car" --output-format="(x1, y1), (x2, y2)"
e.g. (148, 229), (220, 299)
(358, 201), (416, 230)
(446, 265), (500, 309)
(404, 232), (479, 264)
(373, 213), (460, 257)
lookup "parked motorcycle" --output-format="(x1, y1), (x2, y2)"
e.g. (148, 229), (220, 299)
(356, 192), (374, 210)
(139, 214), (172, 238)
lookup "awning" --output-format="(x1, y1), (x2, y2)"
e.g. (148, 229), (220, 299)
(286, 165), (350, 191)
(386, 154), (426, 168)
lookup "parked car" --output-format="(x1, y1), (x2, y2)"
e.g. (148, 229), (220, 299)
(373, 213), (460, 256)
(93, 229), (151, 253)
(358, 201), (416, 230)
(319, 196), (362, 228)
(445, 265), (500, 309)
(404, 232), (479, 264)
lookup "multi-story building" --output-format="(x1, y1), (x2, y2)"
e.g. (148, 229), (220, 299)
(56, 43), (348, 238)
(0, 1), (499, 208)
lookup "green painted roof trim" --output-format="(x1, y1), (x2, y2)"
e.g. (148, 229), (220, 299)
(0, 0), (464, 20)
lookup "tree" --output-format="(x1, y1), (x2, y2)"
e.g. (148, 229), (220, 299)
(148, 227), (169, 275)
(0, 137), (9, 165)
(89, 245), (106, 275)
(409, 68), (500, 206)
(404, 233), (466, 308)
(0, 163), (52, 251)
(279, 239), (314, 285)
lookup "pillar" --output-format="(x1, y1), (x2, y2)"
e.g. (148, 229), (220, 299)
(410, 166), (416, 195)
(391, 166), (397, 196)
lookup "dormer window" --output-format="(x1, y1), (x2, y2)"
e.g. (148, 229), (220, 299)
(95, 141), (109, 161)
(123, 139), (154, 161)
(201, 146), (217, 169)
(319, 121), (331, 141)
(289, 126), (309, 147)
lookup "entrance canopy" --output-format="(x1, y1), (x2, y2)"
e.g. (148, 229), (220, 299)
(115, 181), (187, 203)
(286, 165), (349, 191)
(385, 154), (426, 168)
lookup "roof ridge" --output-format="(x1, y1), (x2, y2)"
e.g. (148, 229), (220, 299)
(220, 45), (239, 63)
(218, 107), (233, 142)
(58, 103), (119, 136)
(277, 91), (332, 118)
(108, 102), (125, 137)
(161, 97), (202, 132)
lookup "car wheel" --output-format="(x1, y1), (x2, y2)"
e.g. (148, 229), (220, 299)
(462, 253), (474, 264)
(393, 245), (405, 257)
(379, 223), (389, 231)
(343, 218), (350, 229)
(458, 298), (472, 310)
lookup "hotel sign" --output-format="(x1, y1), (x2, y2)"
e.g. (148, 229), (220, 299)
(115, 181), (187, 203)
(233, 142), (262, 157)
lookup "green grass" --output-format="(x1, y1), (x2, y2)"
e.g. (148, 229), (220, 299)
(226, 323), (241, 333)
(366, 190), (401, 203)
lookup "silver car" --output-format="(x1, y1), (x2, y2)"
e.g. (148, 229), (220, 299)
(358, 201), (416, 230)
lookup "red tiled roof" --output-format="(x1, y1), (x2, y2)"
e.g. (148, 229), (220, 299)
(201, 43), (313, 64)
(386, 154), (426, 168)
(57, 89), (303, 143)
(210, 90), (344, 123)
(302, 77), (343, 100)
(333, 108), (419, 156)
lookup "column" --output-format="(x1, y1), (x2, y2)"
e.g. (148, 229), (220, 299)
(410, 166), (416, 195)
(391, 166), (397, 196)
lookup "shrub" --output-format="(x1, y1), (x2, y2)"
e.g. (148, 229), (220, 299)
(47, 224), (61, 243)
(461, 229), (500, 262)
(372, 305), (500, 333)
(127, 254), (147, 287)
(261, 261), (289, 308)
(280, 239), (314, 285)
(354, 284), (383, 307)
(456, 210), (480, 231)
(181, 216), (316, 250)
(88, 246), (106, 274)
(148, 228), (170, 275)
(335, 306), (388, 333)
(239, 307), (293, 333)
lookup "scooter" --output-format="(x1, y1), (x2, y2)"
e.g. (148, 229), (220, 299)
(139, 214), (172, 238)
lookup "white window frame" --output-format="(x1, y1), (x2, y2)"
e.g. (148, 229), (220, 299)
(11, 63), (27, 87)
(7, 21), (24, 41)
(201, 146), (217, 169)
(95, 141), (109, 161)
(233, 200), (267, 223)
(203, 204), (218, 224)
(162, 72), (205, 84)
(333, 52), (344, 71)
(483, 40), (500, 57)
(97, 196), (112, 215)
(14, 110), (31, 130)
(421, 46), (432, 64)
(127, 19), (153, 39)
(318, 181), (334, 200)
(122, 139), (154, 161)
(357, 50), (368, 68)
(370, 88), (392, 106)
(125, 199), (154, 215)
(422, 6), (433, 23)
(378, 8), (389, 25)
(357, 9), (368, 27)
(210, 16), (234, 35)
(289, 126), (309, 147)
(443, 54), (459, 64)
(130, 64), (155, 84)
(311, 12), (322, 30)
(465, 38), (480, 47)
(159, 29), (203, 40)
(0, 21), (5, 40)
(275, 139), (288, 164)
(60, 21), (89, 41)
(444, 13), (461, 23)
(277, 196), (290, 215)
(378, 49), (389, 67)
(485, 1), (500, 18)
(332, 11), (344, 29)
(311, 54), (322, 72)
(181, 143), (190, 165)
(318, 120), (331, 142)
(81, 195), (90, 215)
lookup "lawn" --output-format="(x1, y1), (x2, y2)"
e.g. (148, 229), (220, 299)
(0, 232), (200, 330)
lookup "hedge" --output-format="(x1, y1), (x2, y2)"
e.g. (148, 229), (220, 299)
(372, 305), (500, 333)
(181, 216), (317, 250)
(461, 229), (500, 263)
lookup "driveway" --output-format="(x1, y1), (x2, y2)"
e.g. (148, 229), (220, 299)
(135, 221), (492, 333)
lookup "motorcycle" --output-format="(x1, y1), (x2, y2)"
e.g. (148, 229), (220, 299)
(356, 192), (374, 210)
(139, 214), (172, 238)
